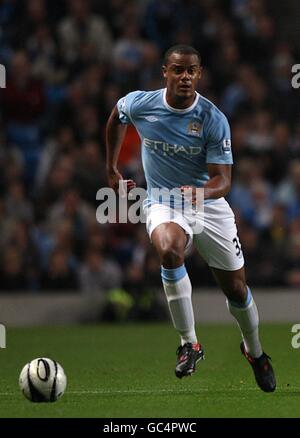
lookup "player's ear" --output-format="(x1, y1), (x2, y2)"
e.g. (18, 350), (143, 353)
(162, 65), (167, 78)
(198, 66), (203, 80)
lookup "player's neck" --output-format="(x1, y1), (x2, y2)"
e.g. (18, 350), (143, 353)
(165, 91), (197, 110)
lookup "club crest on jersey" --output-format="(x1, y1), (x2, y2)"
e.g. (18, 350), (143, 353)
(188, 121), (202, 137)
(222, 139), (231, 153)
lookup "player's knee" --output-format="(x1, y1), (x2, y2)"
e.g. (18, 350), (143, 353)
(159, 243), (184, 268)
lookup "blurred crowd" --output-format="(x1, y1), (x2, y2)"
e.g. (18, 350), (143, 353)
(0, 0), (299, 296)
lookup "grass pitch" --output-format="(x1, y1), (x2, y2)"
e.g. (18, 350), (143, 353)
(0, 323), (299, 418)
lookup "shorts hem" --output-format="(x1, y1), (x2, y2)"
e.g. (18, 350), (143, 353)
(208, 261), (245, 271)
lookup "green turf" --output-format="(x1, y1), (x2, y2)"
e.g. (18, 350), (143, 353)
(0, 323), (299, 418)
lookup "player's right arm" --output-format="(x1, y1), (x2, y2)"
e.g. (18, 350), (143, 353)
(106, 105), (136, 192)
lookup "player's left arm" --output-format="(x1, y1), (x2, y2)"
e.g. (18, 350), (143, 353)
(203, 163), (231, 200)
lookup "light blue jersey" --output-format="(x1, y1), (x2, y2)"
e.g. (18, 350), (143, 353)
(117, 88), (232, 207)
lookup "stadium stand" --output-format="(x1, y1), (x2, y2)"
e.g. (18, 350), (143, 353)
(0, 0), (299, 302)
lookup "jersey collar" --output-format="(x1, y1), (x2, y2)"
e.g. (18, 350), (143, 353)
(162, 88), (200, 113)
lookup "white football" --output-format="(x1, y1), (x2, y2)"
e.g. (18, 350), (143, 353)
(19, 358), (67, 402)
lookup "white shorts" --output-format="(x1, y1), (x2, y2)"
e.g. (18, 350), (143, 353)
(144, 198), (244, 271)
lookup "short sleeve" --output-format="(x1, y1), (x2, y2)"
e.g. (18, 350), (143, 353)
(205, 112), (233, 164)
(117, 90), (144, 125)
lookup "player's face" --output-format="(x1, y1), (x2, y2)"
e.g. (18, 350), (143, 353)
(163, 53), (202, 105)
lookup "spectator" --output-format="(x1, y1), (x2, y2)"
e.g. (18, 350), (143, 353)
(57, 0), (113, 66)
(47, 188), (95, 246)
(74, 139), (106, 204)
(275, 159), (300, 216)
(283, 219), (300, 288)
(41, 247), (79, 291)
(2, 51), (45, 124)
(0, 246), (27, 291)
(79, 249), (122, 294)
(5, 180), (33, 222)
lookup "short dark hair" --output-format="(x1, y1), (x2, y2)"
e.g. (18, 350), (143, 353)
(163, 45), (201, 66)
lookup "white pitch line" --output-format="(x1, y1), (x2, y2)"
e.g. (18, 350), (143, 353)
(39, 387), (293, 395)
(69, 389), (211, 395)
(0, 387), (297, 397)
(0, 388), (235, 396)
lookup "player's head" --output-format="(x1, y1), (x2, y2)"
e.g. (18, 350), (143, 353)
(162, 45), (202, 101)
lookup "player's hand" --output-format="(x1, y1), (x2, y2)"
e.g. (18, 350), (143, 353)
(107, 169), (136, 197)
(180, 185), (201, 206)
(107, 168), (123, 192)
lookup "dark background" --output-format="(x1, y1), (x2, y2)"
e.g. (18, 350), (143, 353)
(0, 0), (299, 299)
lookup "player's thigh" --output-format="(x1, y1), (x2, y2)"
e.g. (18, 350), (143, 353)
(193, 198), (244, 271)
(145, 203), (193, 253)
